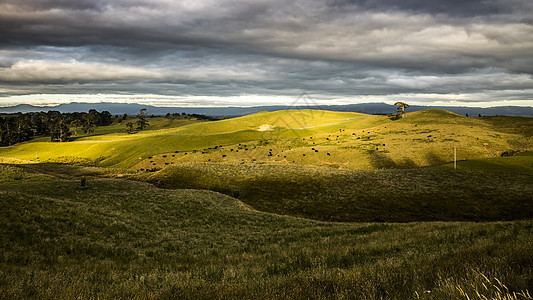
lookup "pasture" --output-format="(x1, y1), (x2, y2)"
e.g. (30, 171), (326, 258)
(0, 108), (532, 299)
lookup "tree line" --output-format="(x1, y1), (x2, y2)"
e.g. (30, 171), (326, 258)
(0, 109), (113, 146)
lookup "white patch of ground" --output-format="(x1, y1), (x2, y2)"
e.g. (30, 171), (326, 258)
(257, 124), (274, 131)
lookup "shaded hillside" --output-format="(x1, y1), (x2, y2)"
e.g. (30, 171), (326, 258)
(1, 163), (532, 298)
(145, 163), (533, 222)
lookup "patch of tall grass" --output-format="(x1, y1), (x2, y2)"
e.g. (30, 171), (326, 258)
(1, 172), (532, 298)
(147, 163), (533, 222)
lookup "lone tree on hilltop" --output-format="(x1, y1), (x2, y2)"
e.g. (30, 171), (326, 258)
(394, 101), (410, 120)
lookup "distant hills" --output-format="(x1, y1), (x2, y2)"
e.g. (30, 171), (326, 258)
(1, 102), (533, 117)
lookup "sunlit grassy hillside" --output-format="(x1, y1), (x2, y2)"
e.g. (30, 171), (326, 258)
(134, 109), (533, 170)
(0, 109), (531, 169)
(1, 164), (532, 299)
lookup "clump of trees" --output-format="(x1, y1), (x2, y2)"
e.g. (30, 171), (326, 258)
(0, 109), (113, 146)
(136, 109), (149, 130)
(164, 112), (221, 121)
(125, 109), (150, 134)
(50, 116), (71, 142)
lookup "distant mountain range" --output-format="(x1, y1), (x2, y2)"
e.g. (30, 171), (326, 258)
(1, 102), (533, 117)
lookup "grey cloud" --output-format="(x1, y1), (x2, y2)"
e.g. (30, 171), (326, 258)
(0, 0), (532, 106)
(327, 0), (505, 17)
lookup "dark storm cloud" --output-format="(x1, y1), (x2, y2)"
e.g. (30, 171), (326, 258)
(0, 0), (532, 106)
(328, 0), (506, 17)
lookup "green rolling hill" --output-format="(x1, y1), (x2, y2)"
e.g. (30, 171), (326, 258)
(1, 108), (531, 170)
(1, 109), (532, 298)
(0, 163), (532, 298)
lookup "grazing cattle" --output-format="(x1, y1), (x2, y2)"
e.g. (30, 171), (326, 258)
(303, 154), (306, 156)
(327, 153), (331, 156)
(357, 137), (360, 139)
(165, 163), (169, 165)
(162, 155), (167, 158)
(148, 156), (153, 159)
(326, 138), (330, 140)
(172, 155), (175, 157)
(174, 151), (179, 153)
(222, 154), (227, 157)
(315, 150), (318, 152)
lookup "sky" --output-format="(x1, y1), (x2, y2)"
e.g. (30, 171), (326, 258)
(0, 0), (533, 108)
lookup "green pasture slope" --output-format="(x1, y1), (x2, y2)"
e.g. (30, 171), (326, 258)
(0, 164), (532, 299)
(0, 110), (363, 167)
(1, 109), (533, 298)
(2, 108), (531, 170)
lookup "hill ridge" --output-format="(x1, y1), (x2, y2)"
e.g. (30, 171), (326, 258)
(2, 102), (533, 117)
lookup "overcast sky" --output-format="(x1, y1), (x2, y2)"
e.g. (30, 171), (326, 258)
(1, 0), (532, 107)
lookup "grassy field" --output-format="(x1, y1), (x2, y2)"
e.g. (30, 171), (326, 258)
(1, 164), (532, 299)
(0, 108), (532, 298)
(436, 151), (533, 174)
(1, 109), (531, 169)
(144, 162), (533, 223)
